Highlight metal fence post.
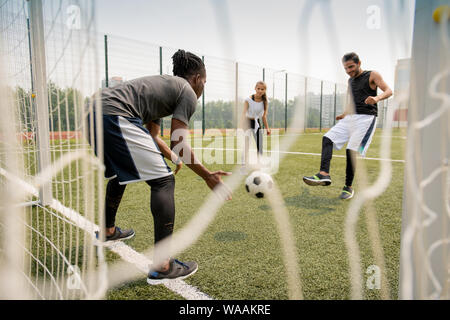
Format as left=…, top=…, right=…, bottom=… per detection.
left=104, top=35, right=109, bottom=88
left=304, top=77, right=308, bottom=132
left=235, top=62, right=239, bottom=131
left=159, top=46, right=164, bottom=136
left=285, top=73, right=288, bottom=132
left=333, top=83, right=337, bottom=126
left=319, top=80, right=323, bottom=132
left=202, top=55, right=205, bottom=136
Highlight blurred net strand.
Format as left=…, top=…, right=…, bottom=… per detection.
left=353, top=146, right=393, bottom=300
left=0, top=0, right=414, bottom=300
left=95, top=0, right=310, bottom=299
left=0, top=155, right=106, bottom=299
left=99, top=85, right=308, bottom=300
left=1, top=0, right=107, bottom=299
left=1, top=152, right=213, bottom=299
left=401, top=10, right=449, bottom=299
left=343, top=92, right=397, bottom=299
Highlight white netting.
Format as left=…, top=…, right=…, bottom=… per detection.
left=0, top=0, right=106, bottom=299
left=399, top=1, right=449, bottom=299
left=1, top=0, right=447, bottom=301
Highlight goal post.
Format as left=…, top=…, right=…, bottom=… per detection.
left=399, top=0, right=450, bottom=300
left=0, top=0, right=107, bottom=299
left=28, top=0, right=52, bottom=206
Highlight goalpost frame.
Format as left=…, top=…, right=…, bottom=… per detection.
left=27, top=0, right=52, bottom=206
left=399, top=0, right=450, bottom=300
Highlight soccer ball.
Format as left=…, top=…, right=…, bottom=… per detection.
left=245, top=170, right=274, bottom=198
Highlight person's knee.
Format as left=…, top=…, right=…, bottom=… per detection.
left=323, top=136, right=333, bottom=146
left=346, top=148, right=357, bottom=160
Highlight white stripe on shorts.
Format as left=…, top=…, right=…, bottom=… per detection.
left=324, top=114, right=377, bottom=157
left=118, top=116, right=172, bottom=184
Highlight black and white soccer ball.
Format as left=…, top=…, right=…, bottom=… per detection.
left=245, top=170, right=274, bottom=199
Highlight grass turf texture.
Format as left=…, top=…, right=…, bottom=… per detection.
left=105, top=129, right=405, bottom=300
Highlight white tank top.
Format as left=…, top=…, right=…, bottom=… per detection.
left=245, top=96, right=265, bottom=120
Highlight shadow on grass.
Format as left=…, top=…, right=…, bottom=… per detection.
left=214, top=231, right=248, bottom=242
left=259, top=188, right=340, bottom=216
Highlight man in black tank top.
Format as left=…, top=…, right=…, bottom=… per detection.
left=348, top=70, right=378, bottom=116
left=303, top=52, right=392, bottom=200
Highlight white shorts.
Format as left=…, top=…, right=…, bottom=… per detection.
left=101, top=115, right=173, bottom=184
left=324, top=114, right=377, bottom=157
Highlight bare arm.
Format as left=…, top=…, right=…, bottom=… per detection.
left=170, top=118, right=232, bottom=199
left=262, top=101, right=271, bottom=135
left=365, top=71, right=393, bottom=105
left=146, top=121, right=182, bottom=174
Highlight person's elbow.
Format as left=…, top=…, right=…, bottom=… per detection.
left=386, top=88, right=393, bottom=98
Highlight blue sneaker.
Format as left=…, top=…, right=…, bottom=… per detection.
left=95, top=226, right=135, bottom=242
left=147, top=259, right=198, bottom=285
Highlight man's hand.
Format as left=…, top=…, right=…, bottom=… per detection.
left=204, top=170, right=232, bottom=200
left=266, top=128, right=271, bottom=135
left=364, top=96, right=379, bottom=105
left=174, top=161, right=183, bottom=175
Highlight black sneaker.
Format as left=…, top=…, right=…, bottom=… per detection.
left=339, top=186, right=354, bottom=200
left=303, top=173, right=332, bottom=186
left=95, top=226, right=135, bottom=242
left=147, top=259, right=198, bottom=285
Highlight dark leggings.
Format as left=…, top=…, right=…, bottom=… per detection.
left=345, top=149, right=357, bottom=187
left=319, top=136, right=357, bottom=186
left=320, top=136, right=334, bottom=173
left=105, top=174, right=175, bottom=243
left=249, top=119, right=263, bottom=155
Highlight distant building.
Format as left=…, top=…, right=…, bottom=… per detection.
left=393, top=58, right=410, bottom=127
left=102, top=76, right=124, bottom=88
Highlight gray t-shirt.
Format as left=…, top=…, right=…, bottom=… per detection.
left=101, top=75, right=198, bottom=125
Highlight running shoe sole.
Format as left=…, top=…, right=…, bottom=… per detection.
left=340, top=190, right=354, bottom=200
left=94, top=229, right=135, bottom=246
left=303, top=176, right=332, bottom=186
left=105, top=231, right=135, bottom=243
left=146, top=265, right=199, bottom=285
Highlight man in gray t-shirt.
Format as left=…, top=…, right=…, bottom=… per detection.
left=89, top=50, right=232, bottom=285
left=101, top=74, right=198, bottom=126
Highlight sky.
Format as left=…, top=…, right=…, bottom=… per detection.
left=95, top=0, right=416, bottom=88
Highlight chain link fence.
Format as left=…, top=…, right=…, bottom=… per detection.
left=101, top=34, right=390, bottom=135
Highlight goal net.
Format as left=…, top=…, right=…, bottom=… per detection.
left=0, top=0, right=106, bottom=299
left=0, top=0, right=447, bottom=301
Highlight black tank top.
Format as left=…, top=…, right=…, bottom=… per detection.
left=349, top=70, right=378, bottom=116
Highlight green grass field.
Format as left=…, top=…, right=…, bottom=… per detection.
left=104, top=129, right=406, bottom=300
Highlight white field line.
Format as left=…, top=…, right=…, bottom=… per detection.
left=192, top=147, right=406, bottom=163
left=187, top=133, right=407, bottom=139
left=0, top=167, right=213, bottom=300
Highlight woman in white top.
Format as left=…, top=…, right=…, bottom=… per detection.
left=240, top=81, right=271, bottom=166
